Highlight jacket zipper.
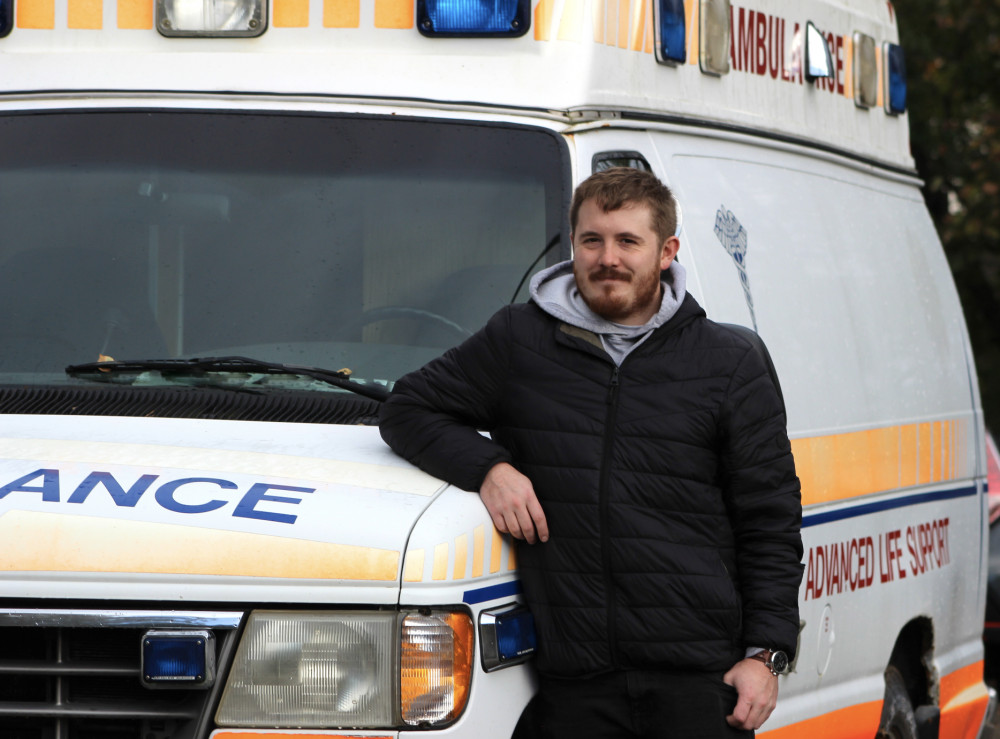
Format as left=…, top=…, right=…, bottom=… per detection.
left=601, top=364, right=621, bottom=666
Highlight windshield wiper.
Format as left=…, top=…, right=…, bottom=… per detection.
left=65, top=356, right=389, bottom=402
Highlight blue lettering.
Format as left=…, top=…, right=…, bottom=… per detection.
left=234, top=483, right=313, bottom=524
left=0, top=469, right=60, bottom=502
left=68, top=471, right=159, bottom=506
left=155, top=477, right=236, bottom=514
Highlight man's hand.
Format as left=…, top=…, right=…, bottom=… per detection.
left=480, top=462, right=549, bottom=544
left=723, top=658, right=779, bottom=731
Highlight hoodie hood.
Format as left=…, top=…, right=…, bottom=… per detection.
left=529, top=259, right=688, bottom=363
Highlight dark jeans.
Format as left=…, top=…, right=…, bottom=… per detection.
left=512, top=670, right=755, bottom=739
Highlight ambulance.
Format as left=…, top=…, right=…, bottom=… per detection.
left=0, top=0, right=991, bottom=736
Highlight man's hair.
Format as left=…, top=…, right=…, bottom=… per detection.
left=570, top=167, right=677, bottom=244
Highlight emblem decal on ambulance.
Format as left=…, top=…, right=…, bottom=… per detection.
left=713, top=205, right=757, bottom=332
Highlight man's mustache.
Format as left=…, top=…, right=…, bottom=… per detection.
left=589, top=267, right=632, bottom=282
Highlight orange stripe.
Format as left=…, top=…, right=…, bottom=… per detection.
left=791, top=420, right=971, bottom=507
left=68, top=0, right=102, bottom=28
left=591, top=0, right=604, bottom=43
left=534, top=0, right=553, bottom=41
left=0, top=510, right=399, bottom=580
left=374, top=0, right=411, bottom=28
left=273, top=0, right=309, bottom=27
left=118, top=0, right=151, bottom=28
left=490, top=526, right=503, bottom=573
left=940, top=661, right=989, bottom=739
left=323, top=0, right=358, bottom=26
left=616, top=0, right=628, bottom=48
left=17, top=0, right=55, bottom=28
left=918, top=422, right=932, bottom=484
left=759, top=700, right=881, bottom=739
left=557, top=0, right=584, bottom=42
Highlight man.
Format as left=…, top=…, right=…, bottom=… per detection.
left=380, top=167, right=803, bottom=737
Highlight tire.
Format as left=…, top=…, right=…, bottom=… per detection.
left=876, top=665, right=919, bottom=739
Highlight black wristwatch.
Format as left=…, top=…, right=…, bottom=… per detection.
left=749, top=649, right=789, bottom=676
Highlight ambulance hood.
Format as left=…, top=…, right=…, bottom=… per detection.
left=0, top=415, right=447, bottom=604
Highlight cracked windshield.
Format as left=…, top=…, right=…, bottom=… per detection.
left=0, top=111, right=566, bottom=390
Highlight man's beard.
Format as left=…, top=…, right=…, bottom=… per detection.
left=577, top=264, right=662, bottom=323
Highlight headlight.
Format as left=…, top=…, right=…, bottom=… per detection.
left=215, top=609, right=473, bottom=729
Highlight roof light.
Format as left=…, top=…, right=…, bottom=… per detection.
left=141, top=630, right=216, bottom=688
left=699, top=0, right=730, bottom=76
left=417, top=0, right=529, bottom=36
left=804, top=21, right=833, bottom=81
left=479, top=604, right=537, bottom=671
left=884, top=42, right=907, bottom=114
left=853, top=32, right=878, bottom=108
left=156, top=0, right=265, bottom=36
left=654, top=0, right=686, bottom=65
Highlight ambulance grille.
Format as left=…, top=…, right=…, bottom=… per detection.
left=0, top=610, right=242, bottom=739
left=0, top=385, right=380, bottom=425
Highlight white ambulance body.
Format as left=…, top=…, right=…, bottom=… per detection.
left=0, top=0, right=991, bottom=737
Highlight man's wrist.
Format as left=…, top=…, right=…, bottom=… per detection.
left=747, top=649, right=789, bottom=676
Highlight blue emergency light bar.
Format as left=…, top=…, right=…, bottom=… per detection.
left=654, top=0, right=686, bottom=65
left=417, top=0, right=529, bottom=36
left=885, top=42, right=907, bottom=114
left=141, top=630, right=216, bottom=688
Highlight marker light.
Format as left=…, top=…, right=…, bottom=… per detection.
left=141, top=630, right=215, bottom=688
left=853, top=32, right=878, bottom=108
left=156, top=0, right=265, bottom=36
left=400, top=611, right=473, bottom=725
left=417, top=0, right=529, bottom=36
left=699, top=0, right=730, bottom=76
left=654, top=0, right=686, bottom=65
left=479, top=604, right=537, bottom=671
left=804, top=21, right=834, bottom=81
left=884, top=42, right=907, bottom=114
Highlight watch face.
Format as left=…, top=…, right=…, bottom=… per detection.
left=771, top=651, right=789, bottom=674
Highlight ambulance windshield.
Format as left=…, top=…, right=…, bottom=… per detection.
left=0, top=111, right=567, bottom=393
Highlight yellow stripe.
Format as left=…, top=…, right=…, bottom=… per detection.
left=402, top=548, right=424, bottom=582
left=556, top=0, right=583, bottom=42
left=324, top=0, right=359, bottom=27
left=627, top=0, right=644, bottom=52
left=453, top=533, right=468, bottom=580
left=68, top=0, right=102, bottom=28
left=0, top=510, right=398, bottom=580
left=18, top=0, right=55, bottom=28
left=373, top=0, right=411, bottom=29
left=591, top=0, right=605, bottom=44
left=273, top=0, right=309, bottom=27
left=534, top=0, right=552, bottom=41
left=432, top=542, right=449, bottom=580
left=472, top=524, right=485, bottom=577
left=615, top=0, right=628, bottom=49
left=118, top=0, right=152, bottom=28
left=793, top=420, right=967, bottom=507
left=490, top=527, right=503, bottom=573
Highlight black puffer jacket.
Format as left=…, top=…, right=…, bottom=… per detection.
left=380, top=293, right=803, bottom=677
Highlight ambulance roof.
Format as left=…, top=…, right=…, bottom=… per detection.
left=0, top=0, right=912, bottom=170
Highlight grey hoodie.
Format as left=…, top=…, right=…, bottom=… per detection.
left=529, top=259, right=688, bottom=366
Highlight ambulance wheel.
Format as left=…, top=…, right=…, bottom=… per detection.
left=342, top=306, right=472, bottom=341
left=876, top=666, right=918, bottom=739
